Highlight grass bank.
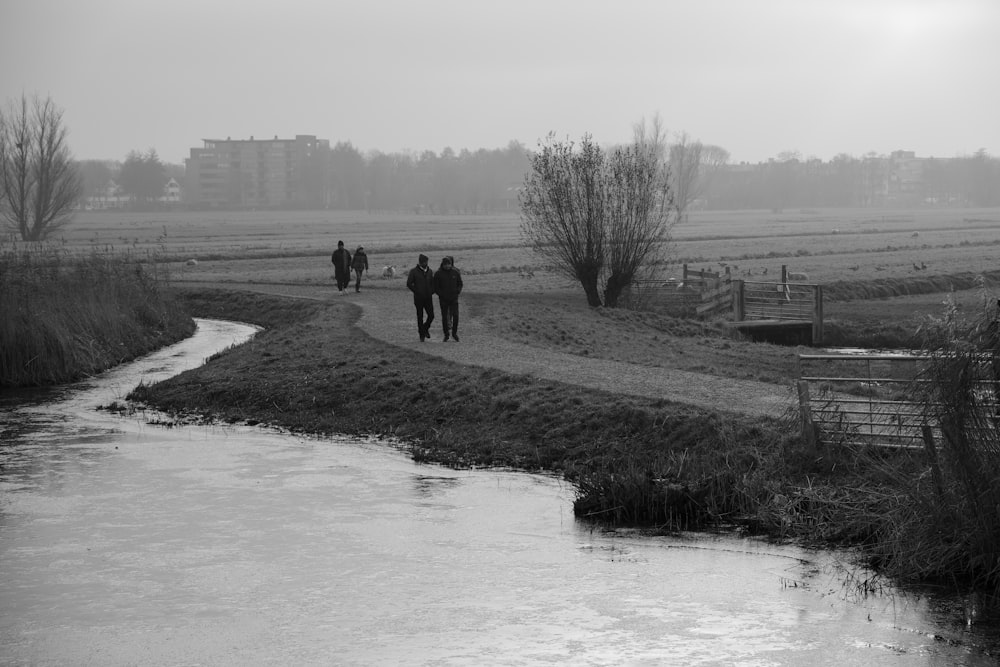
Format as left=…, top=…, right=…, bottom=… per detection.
left=0, top=247, right=194, bottom=387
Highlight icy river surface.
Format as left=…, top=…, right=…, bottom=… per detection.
left=1, top=319, right=997, bottom=665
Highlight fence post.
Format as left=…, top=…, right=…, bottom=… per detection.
left=812, top=285, right=824, bottom=345
left=732, top=279, right=745, bottom=320
left=797, top=380, right=820, bottom=453
left=683, top=264, right=688, bottom=283
left=921, top=424, right=945, bottom=500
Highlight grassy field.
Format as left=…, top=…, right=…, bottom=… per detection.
left=26, top=206, right=999, bottom=292
left=9, top=205, right=1000, bottom=387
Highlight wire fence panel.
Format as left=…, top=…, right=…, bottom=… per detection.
left=798, top=352, right=1000, bottom=448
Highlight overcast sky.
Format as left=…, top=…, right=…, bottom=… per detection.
left=2, top=0, right=997, bottom=165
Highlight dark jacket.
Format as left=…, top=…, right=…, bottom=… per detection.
left=352, top=249, right=368, bottom=271
left=406, top=255, right=435, bottom=300
left=433, top=256, right=463, bottom=301
left=331, top=247, right=351, bottom=278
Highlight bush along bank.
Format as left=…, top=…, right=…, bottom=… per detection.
left=0, top=248, right=194, bottom=387
left=130, top=287, right=997, bottom=596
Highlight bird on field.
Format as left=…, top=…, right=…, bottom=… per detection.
left=913, top=262, right=921, bottom=271
left=849, top=265, right=859, bottom=271
left=921, top=261, right=927, bottom=270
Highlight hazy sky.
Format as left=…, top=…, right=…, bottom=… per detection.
left=2, top=0, right=997, bottom=165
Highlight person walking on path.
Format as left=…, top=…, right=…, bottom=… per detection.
left=406, top=253, right=435, bottom=342
left=433, top=255, right=463, bottom=341
left=351, top=246, right=369, bottom=293
left=331, top=241, right=352, bottom=292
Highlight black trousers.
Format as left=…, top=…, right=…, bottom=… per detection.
left=440, top=298, right=459, bottom=335
left=414, top=296, right=434, bottom=335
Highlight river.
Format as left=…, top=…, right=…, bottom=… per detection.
left=0, top=319, right=997, bottom=665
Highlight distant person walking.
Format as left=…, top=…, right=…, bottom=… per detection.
left=331, top=241, right=352, bottom=292
left=433, top=255, right=463, bottom=342
left=406, top=253, right=435, bottom=342
left=352, top=246, right=369, bottom=293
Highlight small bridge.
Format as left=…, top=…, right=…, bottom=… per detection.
left=633, top=265, right=824, bottom=345
left=728, top=275, right=823, bottom=345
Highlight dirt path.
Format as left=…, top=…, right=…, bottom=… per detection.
left=214, top=280, right=797, bottom=420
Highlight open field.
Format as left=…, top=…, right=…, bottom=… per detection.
left=16, top=207, right=1000, bottom=294
left=10, top=206, right=1000, bottom=364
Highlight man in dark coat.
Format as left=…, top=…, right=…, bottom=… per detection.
left=331, top=241, right=352, bottom=292
left=406, top=254, right=435, bottom=342
left=432, top=256, right=463, bottom=342
left=351, top=246, right=368, bottom=293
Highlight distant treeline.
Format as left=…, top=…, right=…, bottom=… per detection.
left=324, top=144, right=1000, bottom=214
left=77, top=143, right=1000, bottom=214
left=706, top=150, right=1000, bottom=211
left=326, top=141, right=531, bottom=214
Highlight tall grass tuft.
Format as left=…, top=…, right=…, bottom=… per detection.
left=871, top=288, right=1000, bottom=593
left=0, top=244, right=194, bottom=387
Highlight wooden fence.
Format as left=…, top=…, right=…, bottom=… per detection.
left=735, top=279, right=824, bottom=344
left=630, top=265, right=733, bottom=318
left=629, top=264, right=824, bottom=344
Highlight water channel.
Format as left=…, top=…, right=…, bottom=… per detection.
left=1, top=320, right=998, bottom=665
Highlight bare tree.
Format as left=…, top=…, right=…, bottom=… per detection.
left=669, top=133, right=729, bottom=222
left=519, top=123, right=674, bottom=308
left=0, top=94, right=82, bottom=241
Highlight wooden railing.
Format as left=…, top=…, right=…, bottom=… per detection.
left=735, top=280, right=824, bottom=343
left=629, top=264, right=824, bottom=344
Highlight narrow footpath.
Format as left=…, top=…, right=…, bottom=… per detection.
left=231, top=281, right=797, bottom=420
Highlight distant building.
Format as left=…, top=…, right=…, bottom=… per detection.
left=84, top=179, right=127, bottom=210
left=887, top=150, right=925, bottom=204
left=160, top=177, right=181, bottom=204
left=184, top=134, right=330, bottom=209
left=82, top=177, right=183, bottom=210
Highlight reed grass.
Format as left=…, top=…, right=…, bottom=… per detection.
left=0, top=245, right=194, bottom=386
left=859, top=290, right=1000, bottom=593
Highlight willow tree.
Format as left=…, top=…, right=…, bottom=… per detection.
left=519, top=121, right=674, bottom=308
left=0, top=94, right=81, bottom=241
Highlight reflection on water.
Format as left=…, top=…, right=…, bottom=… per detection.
left=1, top=319, right=998, bottom=665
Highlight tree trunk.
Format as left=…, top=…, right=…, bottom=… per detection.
left=577, top=272, right=603, bottom=307
left=603, top=273, right=628, bottom=308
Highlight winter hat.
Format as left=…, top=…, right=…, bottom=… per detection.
left=418, top=253, right=428, bottom=264
left=337, top=240, right=344, bottom=247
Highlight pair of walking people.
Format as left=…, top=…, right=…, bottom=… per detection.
left=406, top=254, right=463, bottom=342
left=331, top=241, right=368, bottom=293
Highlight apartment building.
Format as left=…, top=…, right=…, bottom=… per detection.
left=184, top=134, right=330, bottom=208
